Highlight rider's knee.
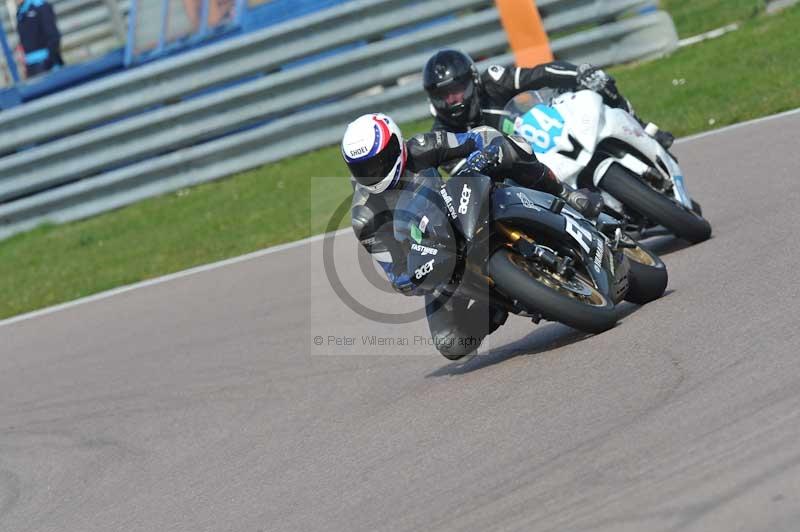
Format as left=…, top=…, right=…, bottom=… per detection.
left=430, top=329, right=485, bottom=358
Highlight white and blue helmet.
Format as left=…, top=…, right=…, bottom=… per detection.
left=342, top=113, right=407, bottom=194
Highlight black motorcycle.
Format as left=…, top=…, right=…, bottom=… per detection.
left=396, top=172, right=668, bottom=359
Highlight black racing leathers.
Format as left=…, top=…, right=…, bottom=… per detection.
left=350, top=131, right=556, bottom=358
left=431, top=61, right=635, bottom=133
left=351, top=130, right=475, bottom=294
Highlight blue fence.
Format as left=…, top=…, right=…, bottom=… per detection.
left=125, top=0, right=364, bottom=66
left=242, top=0, right=353, bottom=31
left=1, top=0, right=363, bottom=109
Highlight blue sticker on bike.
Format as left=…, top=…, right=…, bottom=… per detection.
left=515, top=105, right=565, bottom=154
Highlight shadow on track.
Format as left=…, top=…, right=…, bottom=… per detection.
left=426, top=300, right=651, bottom=377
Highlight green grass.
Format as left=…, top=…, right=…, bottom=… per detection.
left=662, top=0, right=765, bottom=38
left=0, top=119, right=432, bottom=318
left=1, top=5, right=799, bottom=320
left=611, top=4, right=800, bottom=134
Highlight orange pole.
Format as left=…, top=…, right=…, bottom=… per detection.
left=495, top=0, right=553, bottom=67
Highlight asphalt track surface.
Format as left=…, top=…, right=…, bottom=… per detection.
left=2, top=111, right=800, bottom=532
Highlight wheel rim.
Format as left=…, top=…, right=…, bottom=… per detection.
left=507, top=253, right=609, bottom=308
left=623, top=245, right=657, bottom=267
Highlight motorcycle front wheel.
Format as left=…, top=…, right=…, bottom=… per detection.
left=487, top=248, right=618, bottom=334
left=600, top=163, right=712, bottom=244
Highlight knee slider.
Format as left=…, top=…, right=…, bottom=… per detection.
left=431, top=328, right=484, bottom=357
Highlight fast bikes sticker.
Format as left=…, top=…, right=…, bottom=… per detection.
left=440, top=187, right=458, bottom=220
left=411, top=243, right=438, bottom=256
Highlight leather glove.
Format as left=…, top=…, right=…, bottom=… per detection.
left=391, top=273, right=420, bottom=296
left=457, top=137, right=504, bottom=177
left=455, top=131, right=485, bottom=152
left=564, top=188, right=605, bottom=219
left=576, top=64, right=619, bottom=101
left=378, top=261, right=421, bottom=296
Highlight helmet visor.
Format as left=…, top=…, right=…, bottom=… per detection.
left=428, top=77, right=476, bottom=112
left=347, top=133, right=402, bottom=186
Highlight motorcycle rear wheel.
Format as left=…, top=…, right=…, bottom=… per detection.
left=622, top=244, right=668, bottom=304
left=487, top=248, right=618, bottom=334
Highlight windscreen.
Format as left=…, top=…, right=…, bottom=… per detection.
left=392, top=173, right=454, bottom=249
left=500, top=89, right=556, bottom=134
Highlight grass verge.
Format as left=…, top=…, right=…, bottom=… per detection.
left=663, top=0, right=765, bottom=38
left=1, top=5, right=799, bottom=320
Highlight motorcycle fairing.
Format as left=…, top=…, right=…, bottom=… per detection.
left=512, top=90, right=696, bottom=210
left=442, top=175, right=493, bottom=243
left=596, top=106, right=694, bottom=209
left=492, top=186, right=616, bottom=299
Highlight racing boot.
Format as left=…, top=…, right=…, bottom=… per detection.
left=488, top=305, right=509, bottom=335
left=425, top=294, right=508, bottom=360
left=562, top=188, right=605, bottom=219
left=644, top=122, right=675, bottom=150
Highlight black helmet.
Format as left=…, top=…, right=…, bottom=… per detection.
left=423, top=49, right=481, bottom=129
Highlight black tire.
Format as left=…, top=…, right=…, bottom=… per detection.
left=487, top=248, right=618, bottom=334
left=622, top=246, right=668, bottom=304
left=601, top=164, right=711, bottom=244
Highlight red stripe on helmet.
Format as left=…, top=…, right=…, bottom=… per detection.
left=373, top=115, right=392, bottom=151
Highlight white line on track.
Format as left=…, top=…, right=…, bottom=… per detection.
left=678, top=23, right=740, bottom=48
left=2, top=107, right=799, bottom=328
left=676, top=107, right=800, bottom=144
left=0, top=228, right=350, bottom=328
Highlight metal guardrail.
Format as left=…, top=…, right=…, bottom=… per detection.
left=0, top=0, right=678, bottom=240
left=0, top=1, right=667, bottom=201
left=0, top=0, right=488, bottom=152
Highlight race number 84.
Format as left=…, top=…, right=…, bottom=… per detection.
left=517, top=107, right=564, bottom=153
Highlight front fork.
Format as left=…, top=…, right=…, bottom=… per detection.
left=495, top=223, right=576, bottom=280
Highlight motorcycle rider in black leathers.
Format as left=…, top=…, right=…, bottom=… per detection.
left=342, top=113, right=604, bottom=359
left=423, top=49, right=675, bottom=150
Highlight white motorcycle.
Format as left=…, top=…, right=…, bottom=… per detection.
left=501, top=89, right=711, bottom=243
